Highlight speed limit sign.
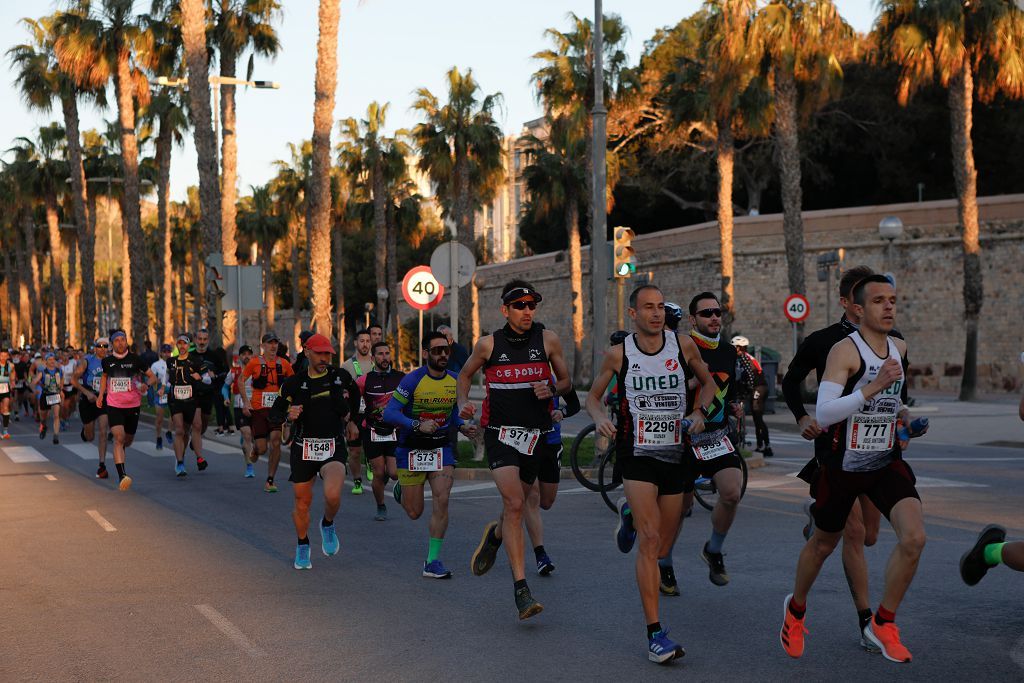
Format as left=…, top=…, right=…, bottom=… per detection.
left=784, top=294, right=810, bottom=323
left=402, top=266, right=444, bottom=311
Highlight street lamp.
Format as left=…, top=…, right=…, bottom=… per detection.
left=878, top=215, right=903, bottom=276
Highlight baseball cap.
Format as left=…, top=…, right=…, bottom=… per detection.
left=110, top=329, right=127, bottom=341
left=261, top=332, right=279, bottom=343
left=238, top=344, right=253, bottom=355
left=299, top=330, right=314, bottom=344
left=160, top=343, right=173, bottom=352
left=501, top=285, right=543, bottom=305
left=303, top=333, right=335, bottom=354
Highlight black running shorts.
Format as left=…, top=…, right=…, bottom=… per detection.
left=810, top=459, right=919, bottom=534
left=106, top=405, right=141, bottom=435
left=288, top=440, right=347, bottom=484
left=619, top=454, right=687, bottom=496
left=485, top=428, right=547, bottom=485
left=681, top=449, right=744, bottom=493
left=79, top=398, right=105, bottom=424
left=535, top=441, right=562, bottom=485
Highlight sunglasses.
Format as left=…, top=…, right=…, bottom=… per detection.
left=96, top=344, right=109, bottom=349
left=509, top=301, right=538, bottom=311
left=696, top=308, right=723, bottom=319
left=428, top=346, right=451, bottom=356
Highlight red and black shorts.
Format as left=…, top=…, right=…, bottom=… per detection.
left=810, top=459, right=919, bottom=534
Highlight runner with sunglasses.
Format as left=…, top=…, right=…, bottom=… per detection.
left=458, top=280, right=572, bottom=620
left=73, top=338, right=110, bottom=477
left=0, top=349, right=15, bottom=438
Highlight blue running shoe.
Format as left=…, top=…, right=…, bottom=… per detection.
left=156, top=436, right=163, bottom=450
left=244, top=463, right=255, bottom=478
left=294, top=543, right=312, bottom=570
left=616, top=497, right=636, bottom=553
left=175, top=462, right=187, bottom=477
left=165, top=430, right=173, bottom=444
left=536, top=552, right=556, bottom=576
left=320, top=520, right=339, bottom=557
left=649, top=629, right=685, bottom=664
left=392, top=481, right=402, bottom=504
left=422, top=560, right=452, bottom=579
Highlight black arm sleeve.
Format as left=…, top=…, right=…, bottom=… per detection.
left=269, top=376, right=294, bottom=425
left=901, top=354, right=910, bottom=404
left=561, top=389, right=581, bottom=418
left=782, top=337, right=818, bottom=422
left=338, top=368, right=359, bottom=419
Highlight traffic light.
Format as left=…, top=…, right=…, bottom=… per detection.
left=613, top=227, right=637, bottom=278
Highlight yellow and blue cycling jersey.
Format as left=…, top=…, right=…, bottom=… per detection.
left=382, top=366, right=463, bottom=468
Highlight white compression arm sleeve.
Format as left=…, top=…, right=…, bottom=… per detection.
left=815, top=381, right=865, bottom=428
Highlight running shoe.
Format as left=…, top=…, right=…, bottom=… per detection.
left=320, top=519, right=339, bottom=557
left=165, top=430, right=173, bottom=443
left=659, top=565, right=680, bottom=596
left=365, top=466, right=373, bottom=482
left=96, top=464, right=108, bottom=479
left=780, top=594, right=809, bottom=658
left=244, top=463, right=255, bottom=478
left=422, top=560, right=452, bottom=579
left=264, top=479, right=278, bottom=493
left=294, top=544, right=312, bottom=570
left=471, top=521, right=502, bottom=576
left=52, top=435, right=59, bottom=445
left=860, top=625, right=882, bottom=654
left=763, top=446, right=774, bottom=458
left=1, top=430, right=8, bottom=439
left=118, top=475, right=133, bottom=492
left=392, top=481, right=402, bottom=504
left=374, top=504, right=387, bottom=521
left=615, top=497, right=637, bottom=553
left=536, top=552, right=556, bottom=576
left=863, top=620, right=912, bottom=663
left=648, top=629, right=685, bottom=664
left=156, top=436, right=163, bottom=450
left=39, top=424, right=46, bottom=439
left=175, top=462, right=187, bottom=477
left=514, top=584, right=543, bottom=620
left=352, top=478, right=363, bottom=495
left=196, top=456, right=208, bottom=472
left=960, top=524, right=1007, bottom=586
left=802, top=499, right=815, bottom=541
left=701, top=542, right=729, bottom=586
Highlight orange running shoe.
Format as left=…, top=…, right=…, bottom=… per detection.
left=780, top=594, right=809, bottom=658
left=864, top=620, right=912, bottom=663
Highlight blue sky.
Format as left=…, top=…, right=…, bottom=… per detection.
left=1, top=1, right=877, bottom=202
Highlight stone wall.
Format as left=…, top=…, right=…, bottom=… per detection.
left=470, top=195, right=1024, bottom=393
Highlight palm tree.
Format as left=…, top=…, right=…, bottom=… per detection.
left=3, top=155, right=43, bottom=343
left=270, top=141, right=312, bottom=344
left=0, top=173, right=23, bottom=343
left=411, top=68, right=505, bottom=343
left=382, top=136, right=415, bottom=347
left=237, top=183, right=288, bottom=332
left=876, top=0, right=1024, bottom=400
left=755, top=0, right=851, bottom=308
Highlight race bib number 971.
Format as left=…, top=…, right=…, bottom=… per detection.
left=408, top=448, right=443, bottom=471
left=498, top=426, right=540, bottom=455
left=302, top=438, right=336, bottom=461
left=636, top=412, right=682, bottom=447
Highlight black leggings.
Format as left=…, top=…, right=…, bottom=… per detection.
left=751, top=384, right=770, bottom=447
left=214, top=397, right=231, bottom=429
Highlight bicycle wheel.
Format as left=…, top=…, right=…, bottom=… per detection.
left=597, top=448, right=622, bottom=513
left=569, top=423, right=602, bottom=491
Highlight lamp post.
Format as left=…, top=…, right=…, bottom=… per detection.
left=878, top=215, right=904, bottom=280
left=590, top=0, right=608, bottom=383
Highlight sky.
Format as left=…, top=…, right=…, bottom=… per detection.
left=0, top=0, right=877, bottom=202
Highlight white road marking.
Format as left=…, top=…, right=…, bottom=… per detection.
left=129, top=441, right=170, bottom=458
left=194, top=604, right=264, bottom=657
left=86, top=509, right=117, bottom=532
left=44, top=474, right=57, bottom=481
left=197, top=439, right=240, bottom=455
left=1, top=446, right=48, bottom=463
left=65, top=443, right=99, bottom=460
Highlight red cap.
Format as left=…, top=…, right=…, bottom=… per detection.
left=303, top=333, right=335, bottom=354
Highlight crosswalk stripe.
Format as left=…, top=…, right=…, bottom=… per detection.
left=197, top=439, right=239, bottom=455
left=65, top=443, right=99, bottom=460
left=1, top=445, right=48, bottom=463
left=129, top=441, right=170, bottom=458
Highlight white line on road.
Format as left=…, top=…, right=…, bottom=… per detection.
left=44, top=474, right=57, bottom=481
left=65, top=443, right=99, bottom=460
left=194, top=604, right=264, bottom=658
left=1, top=445, right=48, bottom=463
left=86, top=509, right=117, bottom=532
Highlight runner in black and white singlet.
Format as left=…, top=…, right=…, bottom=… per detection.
left=780, top=275, right=927, bottom=665
left=0, top=348, right=15, bottom=439
left=458, top=280, right=571, bottom=620
left=586, top=284, right=715, bottom=664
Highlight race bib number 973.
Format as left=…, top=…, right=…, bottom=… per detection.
left=302, top=438, right=336, bottom=461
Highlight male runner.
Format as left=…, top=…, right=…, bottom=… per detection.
left=194, top=329, right=229, bottom=438
left=358, top=340, right=405, bottom=520
left=732, top=336, right=771, bottom=457
left=151, top=344, right=170, bottom=450
left=73, top=338, right=110, bottom=477
left=384, top=331, right=476, bottom=578
left=97, top=330, right=160, bottom=491
left=14, top=349, right=32, bottom=420
left=0, top=349, right=16, bottom=438
left=587, top=284, right=714, bottom=662
left=34, top=353, right=64, bottom=443
left=230, top=345, right=256, bottom=477
left=658, top=292, right=745, bottom=592
left=241, top=333, right=294, bottom=492
left=60, top=348, right=78, bottom=432
left=292, top=330, right=313, bottom=375
left=368, top=324, right=384, bottom=346
left=780, top=275, right=926, bottom=663
left=458, top=280, right=571, bottom=619
left=341, top=328, right=375, bottom=496
left=268, top=333, right=357, bottom=570
left=961, top=525, right=1024, bottom=584
left=167, top=334, right=209, bottom=476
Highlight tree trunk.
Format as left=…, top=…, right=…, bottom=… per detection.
left=372, top=165, right=388, bottom=328
left=3, top=249, right=18, bottom=344
left=62, top=93, right=94, bottom=343
left=191, top=244, right=202, bottom=333
left=181, top=0, right=223, bottom=343
left=308, top=0, right=341, bottom=338
left=263, top=241, right=275, bottom=328
left=66, top=229, right=80, bottom=347
left=332, top=221, right=345, bottom=352
left=290, top=221, right=302, bottom=349
left=716, top=121, right=736, bottom=337
left=85, top=192, right=99, bottom=337
left=949, top=63, right=982, bottom=401
left=219, top=45, right=239, bottom=349
left=453, top=151, right=473, bottom=345
left=119, top=194, right=133, bottom=335
left=774, top=69, right=807, bottom=340
left=44, top=193, right=67, bottom=345
left=386, top=202, right=399, bottom=358
left=156, top=117, right=174, bottom=343
left=178, top=262, right=187, bottom=333
left=21, top=214, right=42, bottom=343
left=565, top=185, right=585, bottom=386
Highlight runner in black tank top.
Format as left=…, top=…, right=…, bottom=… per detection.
left=457, top=280, right=571, bottom=621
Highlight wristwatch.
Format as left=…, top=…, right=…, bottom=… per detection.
left=411, top=420, right=421, bottom=432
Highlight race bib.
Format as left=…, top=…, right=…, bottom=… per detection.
left=636, top=412, right=682, bottom=447
left=261, top=391, right=278, bottom=408
left=16, top=381, right=25, bottom=389
left=694, top=436, right=735, bottom=461
left=233, top=394, right=243, bottom=408
left=847, top=414, right=895, bottom=452
left=498, top=426, right=540, bottom=455
left=109, top=377, right=131, bottom=393
left=370, top=428, right=396, bottom=443
left=158, top=393, right=168, bottom=406
left=408, top=448, right=443, bottom=472
left=91, top=376, right=101, bottom=392
left=45, top=393, right=61, bottom=406
left=302, top=438, right=336, bottom=461
left=173, top=385, right=193, bottom=401
left=358, top=397, right=366, bottom=414
left=0, top=383, right=8, bottom=395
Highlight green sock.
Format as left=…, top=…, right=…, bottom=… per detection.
left=984, top=542, right=1005, bottom=566
left=427, top=537, right=444, bottom=563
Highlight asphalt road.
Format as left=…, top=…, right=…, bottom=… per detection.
left=1, top=413, right=1022, bottom=681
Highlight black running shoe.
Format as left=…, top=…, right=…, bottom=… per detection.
left=701, top=542, right=730, bottom=586
left=659, top=565, right=680, bottom=596
left=196, top=456, right=208, bottom=472
left=514, top=584, right=543, bottom=620
left=763, top=446, right=774, bottom=458
left=960, top=524, right=1007, bottom=586
left=96, top=464, right=109, bottom=479
left=471, top=521, right=502, bottom=576
left=80, top=428, right=87, bottom=442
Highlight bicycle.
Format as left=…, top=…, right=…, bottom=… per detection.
left=595, top=418, right=695, bottom=513
left=692, top=417, right=750, bottom=511
left=569, top=411, right=617, bottom=492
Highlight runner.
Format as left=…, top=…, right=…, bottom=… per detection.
left=292, top=330, right=313, bottom=375
left=357, top=340, right=405, bottom=521
left=72, top=338, right=110, bottom=478
left=780, top=274, right=926, bottom=663
left=96, top=330, right=160, bottom=491
left=151, top=344, right=171, bottom=450
left=14, top=350, right=30, bottom=421
left=961, top=525, right=1024, bottom=584
left=167, top=334, right=208, bottom=477
left=658, top=292, right=746, bottom=593
left=229, top=345, right=257, bottom=477
left=368, top=324, right=384, bottom=346
left=268, top=333, right=357, bottom=570
left=0, top=349, right=16, bottom=438
left=384, top=331, right=477, bottom=578
left=241, top=333, right=294, bottom=492
left=33, top=353, right=63, bottom=444
left=585, top=284, right=714, bottom=663
left=60, top=348, right=78, bottom=432
left=194, top=329, right=229, bottom=440
left=458, top=280, right=572, bottom=620
left=732, top=336, right=771, bottom=457
left=341, top=329, right=375, bottom=496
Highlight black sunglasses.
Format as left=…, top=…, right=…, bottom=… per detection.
left=696, top=308, right=723, bottom=318
left=509, top=301, right=538, bottom=311
left=96, top=344, right=109, bottom=349
left=428, top=346, right=451, bottom=356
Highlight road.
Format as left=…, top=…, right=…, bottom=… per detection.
left=1, top=412, right=1022, bottom=681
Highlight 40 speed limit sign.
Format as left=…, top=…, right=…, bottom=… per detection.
left=784, top=293, right=810, bottom=323
left=402, top=266, right=445, bottom=311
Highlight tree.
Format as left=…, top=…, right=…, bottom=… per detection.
left=271, top=141, right=312, bottom=341
left=876, top=0, right=1024, bottom=400
left=306, top=0, right=340, bottom=337
left=412, top=68, right=505, bottom=344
